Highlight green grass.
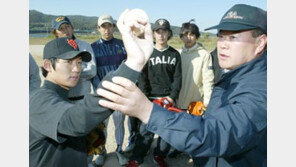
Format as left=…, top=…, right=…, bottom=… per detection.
left=29, top=34, right=217, bottom=52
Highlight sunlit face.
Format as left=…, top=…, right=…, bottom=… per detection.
left=181, top=31, right=197, bottom=49
left=98, top=22, right=114, bottom=41
left=153, top=29, right=170, bottom=45
left=47, top=56, right=82, bottom=89
left=217, top=30, right=260, bottom=70
left=55, top=23, right=74, bottom=38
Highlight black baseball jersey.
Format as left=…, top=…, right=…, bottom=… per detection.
left=29, top=63, right=139, bottom=167
left=138, top=46, right=182, bottom=100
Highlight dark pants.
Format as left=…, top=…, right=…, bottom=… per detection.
left=129, top=117, right=154, bottom=163
left=128, top=117, right=171, bottom=163
left=153, top=137, right=171, bottom=158
left=127, top=116, right=140, bottom=143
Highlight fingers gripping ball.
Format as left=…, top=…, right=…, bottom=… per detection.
left=86, top=123, right=106, bottom=156
left=123, top=9, right=149, bottom=37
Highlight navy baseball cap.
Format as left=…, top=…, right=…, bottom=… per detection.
left=43, top=37, right=91, bottom=62
left=153, top=19, right=171, bottom=31
left=52, top=16, right=72, bottom=30
left=205, top=4, right=267, bottom=34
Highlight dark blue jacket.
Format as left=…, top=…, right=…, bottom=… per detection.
left=147, top=52, right=267, bottom=167
left=91, top=38, right=127, bottom=89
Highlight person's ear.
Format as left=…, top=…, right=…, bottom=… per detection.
left=255, top=34, right=267, bottom=55
left=43, top=59, right=52, bottom=73
left=52, top=30, right=59, bottom=38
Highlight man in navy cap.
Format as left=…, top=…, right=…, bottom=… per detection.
left=97, top=4, right=267, bottom=167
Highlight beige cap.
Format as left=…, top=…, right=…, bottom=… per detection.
left=98, top=15, right=115, bottom=26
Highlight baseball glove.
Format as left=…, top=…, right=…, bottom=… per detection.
left=153, top=97, right=183, bottom=113
left=187, top=101, right=206, bottom=116
left=86, top=123, right=106, bottom=156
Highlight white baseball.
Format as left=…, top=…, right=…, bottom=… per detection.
left=123, top=9, right=149, bottom=37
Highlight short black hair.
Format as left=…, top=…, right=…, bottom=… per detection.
left=251, top=28, right=267, bottom=51
left=251, top=28, right=265, bottom=38
left=179, top=19, right=200, bottom=39
left=41, top=58, right=56, bottom=77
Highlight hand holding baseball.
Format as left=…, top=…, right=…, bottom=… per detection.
left=123, top=9, right=149, bottom=37
left=97, top=77, right=153, bottom=124
left=117, top=9, right=153, bottom=72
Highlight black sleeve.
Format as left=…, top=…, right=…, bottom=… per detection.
left=169, top=52, right=182, bottom=100
left=57, top=63, right=140, bottom=137
left=56, top=94, right=112, bottom=137
left=137, top=63, right=151, bottom=96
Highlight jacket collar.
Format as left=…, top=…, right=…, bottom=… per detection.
left=181, top=42, right=203, bottom=54
left=99, top=37, right=115, bottom=44
left=217, top=51, right=267, bottom=85
left=43, top=80, right=69, bottom=99
left=154, top=45, right=170, bottom=52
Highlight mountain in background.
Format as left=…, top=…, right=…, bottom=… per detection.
left=29, top=10, right=214, bottom=37
left=29, top=10, right=97, bottom=33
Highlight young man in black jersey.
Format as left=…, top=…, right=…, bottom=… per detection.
left=126, top=18, right=182, bottom=167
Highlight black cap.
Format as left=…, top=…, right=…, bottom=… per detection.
left=43, top=37, right=91, bottom=62
left=52, top=16, right=72, bottom=30
left=153, top=19, right=171, bottom=31
left=205, top=4, right=267, bottom=34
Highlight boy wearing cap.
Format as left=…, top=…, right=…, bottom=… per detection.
left=51, top=16, right=96, bottom=104
left=51, top=16, right=98, bottom=165
left=98, top=4, right=267, bottom=167
left=29, top=37, right=109, bottom=167
left=91, top=15, right=128, bottom=166
left=126, top=18, right=182, bottom=167
left=29, top=29, right=149, bottom=166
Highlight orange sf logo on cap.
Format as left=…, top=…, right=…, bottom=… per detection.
left=67, top=39, right=78, bottom=50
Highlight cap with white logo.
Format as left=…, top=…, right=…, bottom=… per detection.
left=153, top=18, right=171, bottom=31
left=205, top=4, right=267, bottom=34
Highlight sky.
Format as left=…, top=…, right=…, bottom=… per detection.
left=29, top=0, right=267, bottom=34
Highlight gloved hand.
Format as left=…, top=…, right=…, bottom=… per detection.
left=86, top=123, right=106, bottom=156
left=187, top=101, right=206, bottom=116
